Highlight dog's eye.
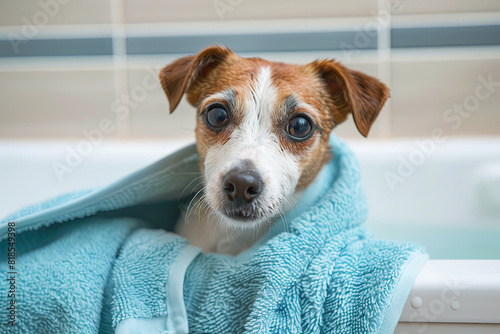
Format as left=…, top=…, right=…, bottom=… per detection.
left=286, top=116, right=313, bottom=140
left=206, top=106, right=229, bottom=129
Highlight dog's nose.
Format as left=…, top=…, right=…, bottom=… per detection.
left=222, top=168, right=262, bottom=203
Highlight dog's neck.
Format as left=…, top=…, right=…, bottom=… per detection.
left=176, top=190, right=305, bottom=255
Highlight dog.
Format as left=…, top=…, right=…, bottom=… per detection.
left=159, top=46, right=389, bottom=255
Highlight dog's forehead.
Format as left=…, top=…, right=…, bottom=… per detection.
left=210, top=58, right=325, bottom=111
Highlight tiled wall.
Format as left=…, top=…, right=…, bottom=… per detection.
left=0, top=0, right=499, bottom=140
left=0, top=0, right=112, bottom=26
left=124, top=0, right=379, bottom=22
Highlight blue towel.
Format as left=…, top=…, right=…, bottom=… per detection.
left=0, top=135, right=427, bottom=333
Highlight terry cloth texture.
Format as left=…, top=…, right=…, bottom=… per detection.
left=0, top=135, right=427, bottom=334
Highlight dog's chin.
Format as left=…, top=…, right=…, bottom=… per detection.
left=221, top=214, right=268, bottom=229
left=225, top=210, right=261, bottom=223
left=216, top=201, right=281, bottom=229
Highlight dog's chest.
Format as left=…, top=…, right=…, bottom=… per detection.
left=175, top=199, right=268, bottom=255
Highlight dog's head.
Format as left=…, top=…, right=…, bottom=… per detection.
left=160, top=46, right=389, bottom=228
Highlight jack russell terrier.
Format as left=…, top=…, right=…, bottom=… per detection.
left=159, top=46, right=389, bottom=255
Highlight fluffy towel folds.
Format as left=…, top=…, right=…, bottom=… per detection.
left=0, top=135, right=427, bottom=333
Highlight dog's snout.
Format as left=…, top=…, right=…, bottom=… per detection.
left=222, top=168, right=262, bottom=203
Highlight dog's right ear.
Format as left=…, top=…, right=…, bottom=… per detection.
left=307, top=59, right=390, bottom=137
left=159, top=45, right=234, bottom=113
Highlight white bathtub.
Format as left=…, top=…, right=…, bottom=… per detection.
left=1, top=138, right=499, bottom=332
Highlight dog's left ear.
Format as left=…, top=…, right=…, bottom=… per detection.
left=308, top=60, right=390, bottom=137
left=159, top=45, right=234, bottom=113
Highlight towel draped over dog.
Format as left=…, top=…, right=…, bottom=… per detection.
left=0, top=135, right=427, bottom=333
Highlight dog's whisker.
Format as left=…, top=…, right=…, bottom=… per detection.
left=178, top=175, right=205, bottom=201
left=225, top=221, right=237, bottom=248
left=283, top=197, right=298, bottom=221
left=192, top=196, right=208, bottom=222
left=177, top=175, right=203, bottom=201
left=290, top=194, right=301, bottom=211
left=211, top=214, right=222, bottom=250
left=277, top=205, right=290, bottom=234
left=184, top=187, right=206, bottom=223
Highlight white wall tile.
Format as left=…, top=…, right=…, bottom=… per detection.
left=0, top=69, right=117, bottom=138
left=0, top=0, right=112, bottom=26
left=390, top=57, right=500, bottom=137
left=127, top=65, right=196, bottom=139
left=125, top=0, right=378, bottom=23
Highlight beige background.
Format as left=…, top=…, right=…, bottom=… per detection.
left=0, top=0, right=499, bottom=140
